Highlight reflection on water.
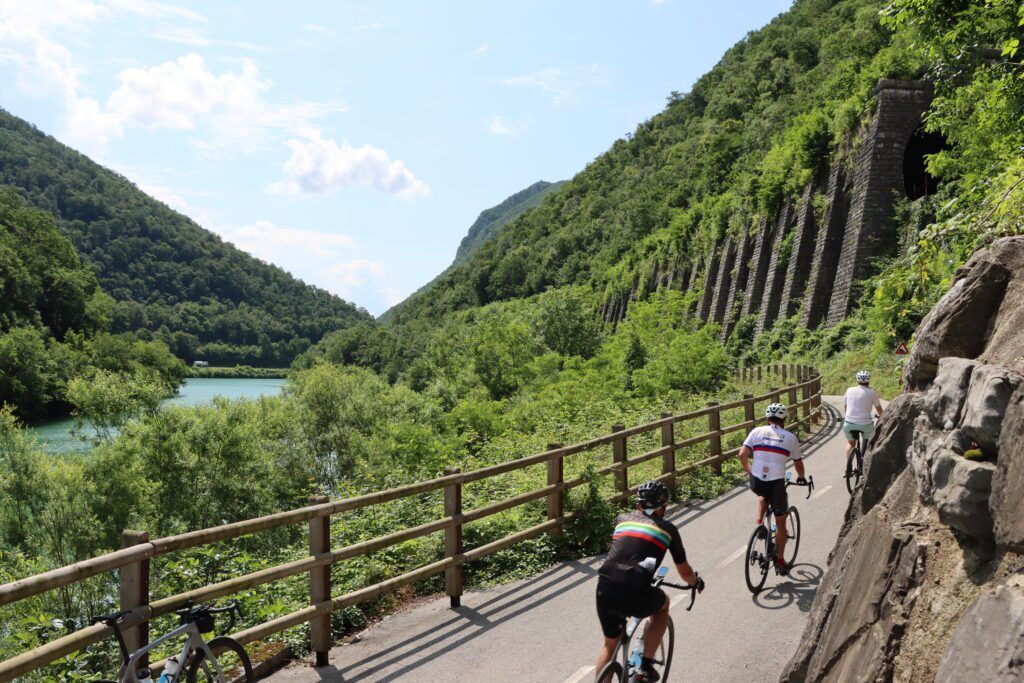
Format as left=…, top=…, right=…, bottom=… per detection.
left=28, top=377, right=286, bottom=454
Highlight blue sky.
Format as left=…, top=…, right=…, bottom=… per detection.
left=0, top=0, right=791, bottom=315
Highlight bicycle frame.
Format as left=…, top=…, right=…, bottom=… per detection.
left=118, top=621, right=225, bottom=683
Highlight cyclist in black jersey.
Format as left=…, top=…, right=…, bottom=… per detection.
left=593, top=481, right=705, bottom=682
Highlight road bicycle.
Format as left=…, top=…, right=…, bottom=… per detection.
left=596, top=567, right=701, bottom=683
left=92, top=601, right=254, bottom=683
left=744, top=474, right=814, bottom=594
left=844, top=418, right=876, bottom=494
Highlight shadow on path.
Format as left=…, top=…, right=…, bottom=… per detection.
left=751, top=563, right=824, bottom=613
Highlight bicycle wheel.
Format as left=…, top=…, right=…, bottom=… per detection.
left=187, top=636, right=254, bottom=682
left=744, top=523, right=770, bottom=594
left=624, top=616, right=674, bottom=682
left=844, top=444, right=860, bottom=494
left=783, top=507, right=801, bottom=566
left=596, top=661, right=624, bottom=683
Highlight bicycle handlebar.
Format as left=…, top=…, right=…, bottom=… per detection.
left=654, top=573, right=702, bottom=611
left=786, top=475, right=815, bottom=499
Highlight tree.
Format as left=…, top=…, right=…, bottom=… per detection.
left=66, top=370, right=165, bottom=443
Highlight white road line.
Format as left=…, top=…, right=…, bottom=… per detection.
left=715, top=545, right=748, bottom=569
left=564, top=665, right=595, bottom=683
left=813, top=485, right=833, bottom=499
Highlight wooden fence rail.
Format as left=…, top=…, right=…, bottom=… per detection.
left=0, top=364, right=822, bottom=680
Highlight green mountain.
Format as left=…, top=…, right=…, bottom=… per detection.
left=0, top=109, right=372, bottom=367
left=381, top=180, right=564, bottom=321
left=453, top=180, right=565, bottom=267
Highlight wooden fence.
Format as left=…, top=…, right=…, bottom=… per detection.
left=0, top=364, right=822, bottom=680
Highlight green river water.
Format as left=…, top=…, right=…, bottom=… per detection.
left=29, top=377, right=286, bottom=454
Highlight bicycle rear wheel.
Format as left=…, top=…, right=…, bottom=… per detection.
left=744, top=524, right=770, bottom=594
left=624, top=616, right=674, bottom=682
left=187, top=636, right=254, bottom=682
left=844, top=444, right=861, bottom=494
left=783, top=507, right=801, bottom=566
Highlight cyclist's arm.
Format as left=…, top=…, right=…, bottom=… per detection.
left=794, top=458, right=806, bottom=479
left=873, top=394, right=884, bottom=418
left=675, top=560, right=699, bottom=586
left=739, top=445, right=753, bottom=476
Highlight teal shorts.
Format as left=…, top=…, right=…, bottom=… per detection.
left=843, top=420, right=874, bottom=442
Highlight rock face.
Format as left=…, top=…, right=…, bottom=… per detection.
left=783, top=236, right=1024, bottom=682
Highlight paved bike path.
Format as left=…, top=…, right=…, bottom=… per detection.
left=266, top=398, right=851, bottom=682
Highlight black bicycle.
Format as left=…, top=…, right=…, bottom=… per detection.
left=596, top=567, right=701, bottom=683
left=744, top=475, right=814, bottom=594
left=844, top=428, right=866, bottom=494
left=92, top=601, right=253, bottom=682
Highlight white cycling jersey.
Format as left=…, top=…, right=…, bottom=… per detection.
left=743, top=424, right=803, bottom=481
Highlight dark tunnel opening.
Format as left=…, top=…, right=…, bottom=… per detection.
left=903, top=128, right=945, bottom=200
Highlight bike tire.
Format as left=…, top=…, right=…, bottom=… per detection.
left=784, top=506, right=801, bottom=566
left=596, top=661, right=624, bottom=683
left=845, top=444, right=859, bottom=494
left=623, top=615, right=674, bottom=683
left=186, top=636, right=254, bottom=683
left=744, top=524, right=769, bottom=594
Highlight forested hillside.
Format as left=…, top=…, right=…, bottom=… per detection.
left=0, top=188, right=184, bottom=420
left=0, top=109, right=371, bottom=366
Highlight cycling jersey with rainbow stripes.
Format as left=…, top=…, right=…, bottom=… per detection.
left=742, top=424, right=803, bottom=481
left=598, top=511, right=686, bottom=582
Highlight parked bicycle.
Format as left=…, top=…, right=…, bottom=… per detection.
left=92, top=601, right=253, bottom=683
left=596, top=566, right=701, bottom=683
left=744, top=474, right=814, bottom=594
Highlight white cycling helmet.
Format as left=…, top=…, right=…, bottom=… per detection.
left=856, top=370, right=871, bottom=384
left=765, top=403, right=787, bottom=420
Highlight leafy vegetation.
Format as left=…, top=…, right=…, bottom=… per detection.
left=0, top=109, right=372, bottom=368
left=0, top=188, right=185, bottom=421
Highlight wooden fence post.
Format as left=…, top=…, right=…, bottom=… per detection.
left=443, top=467, right=463, bottom=608
left=781, top=364, right=788, bottom=384
left=308, top=495, right=331, bottom=667
left=660, top=414, right=676, bottom=496
left=813, top=373, right=822, bottom=424
left=612, top=425, right=628, bottom=499
left=546, top=443, right=564, bottom=534
left=744, top=394, right=755, bottom=428
left=708, top=402, right=722, bottom=475
left=119, top=530, right=150, bottom=666
left=788, top=384, right=799, bottom=420
left=801, top=379, right=811, bottom=427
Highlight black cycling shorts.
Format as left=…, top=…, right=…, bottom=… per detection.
left=595, top=578, right=667, bottom=639
left=749, top=476, right=789, bottom=515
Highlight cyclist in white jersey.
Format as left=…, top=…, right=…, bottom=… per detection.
left=739, top=402, right=806, bottom=575
left=843, top=371, right=883, bottom=461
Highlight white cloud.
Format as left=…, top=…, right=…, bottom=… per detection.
left=353, top=22, right=384, bottom=32
left=486, top=115, right=533, bottom=136
left=212, top=222, right=401, bottom=310
left=502, top=64, right=607, bottom=107
left=0, top=2, right=333, bottom=156
left=474, top=42, right=490, bottom=54
left=269, top=127, right=430, bottom=201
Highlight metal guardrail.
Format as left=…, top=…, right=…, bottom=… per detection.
left=0, top=364, right=822, bottom=680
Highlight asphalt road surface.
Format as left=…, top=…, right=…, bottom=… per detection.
left=267, top=399, right=851, bottom=682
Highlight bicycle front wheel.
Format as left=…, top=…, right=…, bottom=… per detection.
left=596, top=661, right=624, bottom=683
left=624, top=616, right=674, bottom=682
left=745, top=524, right=770, bottom=594
left=187, top=636, right=254, bottom=683
left=784, top=506, right=801, bottom=566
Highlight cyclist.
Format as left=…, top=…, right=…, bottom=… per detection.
left=594, top=481, right=704, bottom=682
left=739, top=403, right=806, bottom=576
left=843, top=370, right=883, bottom=461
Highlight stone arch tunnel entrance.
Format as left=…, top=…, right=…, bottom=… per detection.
left=903, top=128, right=945, bottom=200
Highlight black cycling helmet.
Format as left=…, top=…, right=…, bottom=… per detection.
left=637, top=481, right=670, bottom=509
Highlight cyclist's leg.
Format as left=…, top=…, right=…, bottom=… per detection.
left=770, top=481, right=789, bottom=562
left=842, top=420, right=857, bottom=459
left=595, top=580, right=627, bottom=675
left=749, top=475, right=768, bottom=523
left=639, top=591, right=669, bottom=660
